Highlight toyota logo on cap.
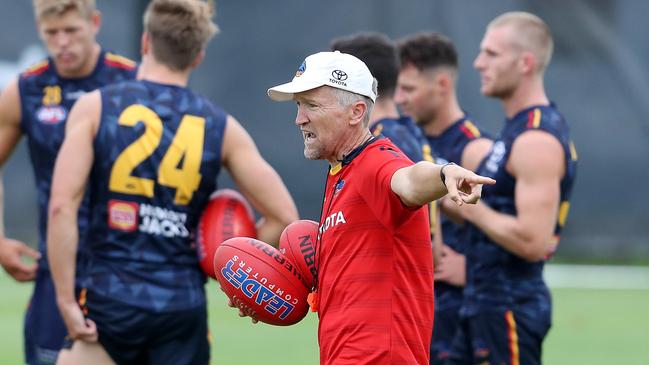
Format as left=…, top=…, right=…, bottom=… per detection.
left=331, top=70, right=348, bottom=81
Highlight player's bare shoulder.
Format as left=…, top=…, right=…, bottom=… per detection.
left=66, top=90, right=102, bottom=133
left=508, top=130, right=565, bottom=178
left=0, top=77, right=22, bottom=126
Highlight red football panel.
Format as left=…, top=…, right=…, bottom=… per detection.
left=214, top=238, right=309, bottom=326
left=279, top=220, right=318, bottom=288
left=197, top=189, right=257, bottom=279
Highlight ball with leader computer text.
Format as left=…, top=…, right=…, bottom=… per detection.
left=279, top=219, right=318, bottom=288
left=197, top=189, right=256, bottom=279
left=213, top=237, right=309, bottom=326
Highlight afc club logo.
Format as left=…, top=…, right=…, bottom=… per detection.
left=295, top=60, right=306, bottom=77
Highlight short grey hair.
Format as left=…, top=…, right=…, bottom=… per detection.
left=329, top=82, right=376, bottom=126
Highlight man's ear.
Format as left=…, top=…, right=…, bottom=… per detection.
left=520, top=51, right=537, bottom=75
left=191, top=50, right=206, bottom=69
left=141, top=32, right=149, bottom=56
left=348, top=101, right=367, bottom=126
left=90, top=10, right=102, bottom=35
left=436, top=72, right=452, bottom=94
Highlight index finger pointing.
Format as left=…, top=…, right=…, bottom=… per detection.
left=465, top=175, right=496, bottom=185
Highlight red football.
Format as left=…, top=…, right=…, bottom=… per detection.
left=213, top=237, right=309, bottom=326
left=279, top=220, right=318, bottom=288
left=197, top=189, right=257, bottom=279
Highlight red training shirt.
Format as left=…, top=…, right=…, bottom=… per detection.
left=316, top=138, right=434, bottom=365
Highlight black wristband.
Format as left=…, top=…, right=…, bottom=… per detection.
left=440, top=162, right=456, bottom=188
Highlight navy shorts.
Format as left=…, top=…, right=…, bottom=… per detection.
left=24, top=269, right=67, bottom=365
left=430, top=308, right=460, bottom=365
left=447, top=310, right=550, bottom=365
left=84, top=289, right=210, bottom=365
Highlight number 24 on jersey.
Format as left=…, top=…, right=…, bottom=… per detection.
left=109, top=104, right=205, bottom=205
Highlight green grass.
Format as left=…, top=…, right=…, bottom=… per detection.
left=544, top=288, right=649, bottom=365
left=1, top=273, right=648, bottom=364
left=0, top=274, right=319, bottom=365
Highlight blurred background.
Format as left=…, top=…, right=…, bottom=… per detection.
left=2, top=0, right=649, bottom=263
left=1, top=1, right=648, bottom=364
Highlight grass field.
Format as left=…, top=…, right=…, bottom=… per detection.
left=1, top=273, right=648, bottom=364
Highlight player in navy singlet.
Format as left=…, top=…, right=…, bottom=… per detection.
left=444, top=12, right=577, bottom=365
left=47, top=1, right=297, bottom=364
left=0, top=1, right=135, bottom=364
left=395, top=32, right=494, bottom=365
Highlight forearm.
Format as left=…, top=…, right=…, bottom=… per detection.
left=234, top=164, right=298, bottom=247
left=464, top=202, right=546, bottom=262
left=393, top=161, right=447, bottom=207
left=47, top=203, right=79, bottom=305
left=256, top=218, right=286, bottom=247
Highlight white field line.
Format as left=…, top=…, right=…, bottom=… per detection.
left=545, top=264, right=649, bottom=290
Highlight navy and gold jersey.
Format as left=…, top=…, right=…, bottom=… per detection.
left=463, top=104, right=577, bottom=319
left=18, top=50, right=137, bottom=270
left=426, top=117, right=492, bottom=311
left=84, top=79, right=227, bottom=312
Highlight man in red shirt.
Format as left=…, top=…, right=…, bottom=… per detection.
left=267, top=51, right=495, bottom=364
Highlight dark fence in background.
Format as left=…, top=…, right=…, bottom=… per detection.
left=2, top=0, right=648, bottom=262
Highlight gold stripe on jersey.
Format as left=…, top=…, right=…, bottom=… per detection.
left=422, top=145, right=434, bottom=163
left=463, top=120, right=481, bottom=137
left=558, top=201, right=570, bottom=227
left=569, top=141, right=578, bottom=161
left=532, top=109, right=542, bottom=128
left=23, top=60, right=49, bottom=76
left=105, top=52, right=137, bottom=68
left=372, top=123, right=383, bottom=136
left=505, top=310, right=520, bottom=365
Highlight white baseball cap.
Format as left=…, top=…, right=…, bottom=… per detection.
left=268, top=51, right=377, bottom=102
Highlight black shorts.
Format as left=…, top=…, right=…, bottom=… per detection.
left=84, top=289, right=209, bottom=365
left=24, top=269, right=68, bottom=365
left=447, top=310, right=550, bottom=365
left=430, top=308, right=460, bottom=365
